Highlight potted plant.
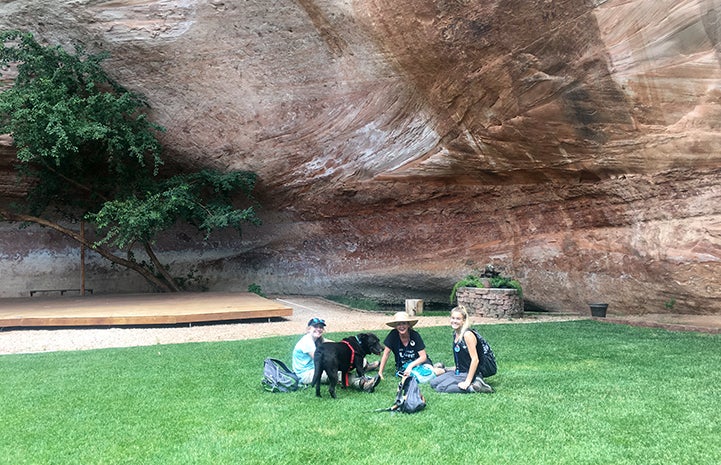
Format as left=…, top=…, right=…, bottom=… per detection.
left=589, top=303, right=608, bottom=317
left=449, top=274, right=485, bottom=304
left=450, top=265, right=524, bottom=318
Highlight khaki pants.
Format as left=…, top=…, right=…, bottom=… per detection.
left=299, top=369, right=363, bottom=388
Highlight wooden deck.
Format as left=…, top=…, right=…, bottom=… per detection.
left=0, top=292, right=292, bottom=327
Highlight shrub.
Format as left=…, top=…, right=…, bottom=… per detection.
left=489, top=276, right=523, bottom=299
left=449, top=274, right=485, bottom=304
left=247, top=283, right=266, bottom=297
left=450, top=266, right=523, bottom=304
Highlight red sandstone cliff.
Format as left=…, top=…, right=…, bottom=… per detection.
left=0, top=0, right=719, bottom=314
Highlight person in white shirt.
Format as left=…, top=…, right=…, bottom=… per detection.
left=292, top=317, right=379, bottom=391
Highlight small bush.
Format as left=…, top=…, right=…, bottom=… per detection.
left=449, top=274, right=485, bottom=304
left=247, top=283, right=266, bottom=297
left=488, top=276, right=523, bottom=299
left=450, top=266, right=523, bottom=304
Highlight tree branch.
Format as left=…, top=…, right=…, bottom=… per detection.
left=40, top=162, right=110, bottom=203
left=0, top=208, right=174, bottom=292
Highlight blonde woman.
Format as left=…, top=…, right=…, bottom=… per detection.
left=430, top=306, right=496, bottom=393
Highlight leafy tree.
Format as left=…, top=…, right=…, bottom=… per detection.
left=0, top=30, right=260, bottom=292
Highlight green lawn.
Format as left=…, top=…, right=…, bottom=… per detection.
left=1, top=320, right=719, bottom=464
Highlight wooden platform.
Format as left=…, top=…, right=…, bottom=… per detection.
left=0, top=292, right=292, bottom=327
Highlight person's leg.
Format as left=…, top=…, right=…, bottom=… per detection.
left=430, top=370, right=456, bottom=391
left=443, top=372, right=472, bottom=393
left=299, top=369, right=328, bottom=385
left=365, top=359, right=380, bottom=371
left=349, top=372, right=381, bottom=392
left=431, top=362, right=447, bottom=376
left=429, top=370, right=447, bottom=390
left=471, top=375, right=494, bottom=393
left=432, top=372, right=470, bottom=393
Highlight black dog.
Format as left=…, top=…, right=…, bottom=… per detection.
left=312, top=333, right=383, bottom=398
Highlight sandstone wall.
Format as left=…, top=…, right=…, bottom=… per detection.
left=0, top=0, right=720, bottom=314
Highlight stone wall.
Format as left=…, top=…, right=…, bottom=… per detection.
left=457, top=287, right=523, bottom=319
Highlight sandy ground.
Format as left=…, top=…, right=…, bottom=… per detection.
left=0, top=295, right=584, bottom=355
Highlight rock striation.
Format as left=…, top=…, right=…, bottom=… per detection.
left=0, top=0, right=720, bottom=315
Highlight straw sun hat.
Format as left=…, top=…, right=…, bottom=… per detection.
left=386, top=311, right=418, bottom=328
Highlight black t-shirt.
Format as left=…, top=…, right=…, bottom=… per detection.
left=384, top=329, right=428, bottom=372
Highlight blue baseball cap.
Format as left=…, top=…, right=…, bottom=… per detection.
left=307, top=317, right=326, bottom=327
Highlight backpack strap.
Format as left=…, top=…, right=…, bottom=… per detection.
left=269, top=358, right=294, bottom=375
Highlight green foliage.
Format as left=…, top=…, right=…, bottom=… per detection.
left=664, top=298, right=676, bottom=310
left=88, top=169, right=260, bottom=249
left=0, top=30, right=163, bottom=216
left=450, top=265, right=523, bottom=304
left=449, top=274, right=485, bottom=304
left=247, top=283, right=265, bottom=297
left=172, top=266, right=209, bottom=291
left=0, top=30, right=261, bottom=291
left=324, top=295, right=381, bottom=311
left=2, top=321, right=721, bottom=464
left=488, top=276, right=524, bottom=299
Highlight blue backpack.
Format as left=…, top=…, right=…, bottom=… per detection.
left=262, top=358, right=300, bottom=393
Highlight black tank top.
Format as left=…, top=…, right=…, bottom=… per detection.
left=453, top=331, right=473, bottom=375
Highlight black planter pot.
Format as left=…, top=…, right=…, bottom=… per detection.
left=589, top=303, right=608, bottom=317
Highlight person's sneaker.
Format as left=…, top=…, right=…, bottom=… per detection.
left=365, top=361, right=380, bottom=372
left=471, top=377, right=494, bottom=393
left=433, top=362, right=445, bottom=369
left=362, top=375, right=381, bottom=393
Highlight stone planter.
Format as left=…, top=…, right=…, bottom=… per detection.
left=456, top=287, right=523, bottom=318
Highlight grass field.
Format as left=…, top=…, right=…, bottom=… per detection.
left=1, top=320, right=720, bottom=464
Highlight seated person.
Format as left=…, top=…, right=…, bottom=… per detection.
left=430, top=306, right=496, bottom=393
left=292, top=317, right=379, bottom=391
left=377, top=312, right=443, bottom=383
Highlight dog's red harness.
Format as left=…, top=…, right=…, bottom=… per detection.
left=341, top=340, right=356, bottom=387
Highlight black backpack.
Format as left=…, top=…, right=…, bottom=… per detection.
left=377, top=375, right=426, bottom=414
left=471, top=329, right=497, bottom=378
left=262, top=358, right=301, bottom=393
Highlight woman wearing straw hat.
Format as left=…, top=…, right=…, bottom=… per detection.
left=378, top=311, right=443, bottom=383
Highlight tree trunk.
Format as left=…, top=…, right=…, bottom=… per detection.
left=144, top=241, right=181, bottom=292
left=80, top=219, right=86, bottom=295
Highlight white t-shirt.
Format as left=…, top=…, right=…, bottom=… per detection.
left=292, top=333, right=317, bottom=377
